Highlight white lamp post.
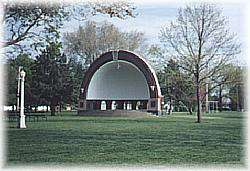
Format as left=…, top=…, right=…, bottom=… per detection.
left=16, top=66, right=23, bottom=112
left=18, top=70, right=26, bottom=128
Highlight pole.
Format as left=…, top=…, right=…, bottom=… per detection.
left=18, top=70, right=26, bottom=128
left=16, top=66, right=22, bottom=112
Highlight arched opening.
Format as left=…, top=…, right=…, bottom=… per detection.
left=86, top=61, right=150, bottom=100
left=101, top=101, right=106, bottom=110
left=127, top=102, right=132, bottom=110
left=111, top=101, right=116, bottom=110
left=136, top=101, right=140, bottom=110
left=78, top=50, right=163, bottom=115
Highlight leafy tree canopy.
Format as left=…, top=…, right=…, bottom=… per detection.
left=3, top=1, right=137, bottom=56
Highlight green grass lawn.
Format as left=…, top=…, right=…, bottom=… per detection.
left=5, top=111, right=246, bottom=166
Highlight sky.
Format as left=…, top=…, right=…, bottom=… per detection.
left=62, top=1, right=246, bottom=44
left=61, top=0, right=248, bottom=64
left=62, top=4, right=179, bottom=43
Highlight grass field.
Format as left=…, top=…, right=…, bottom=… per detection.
left=5, top=111, right=246, bottom=166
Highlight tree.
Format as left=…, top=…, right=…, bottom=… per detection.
left=66, top=57, right=86, bottom=107
left=5, top=54, right=35, bottom=109
left=230, top=66, right=245, bottom=111
left=209, top=64, right=244, bottom=112
left=157, top=59, right=195, bottom=115
left=3, top=3, right=66, bottom=50
left=3, top=1, right=137, bottom=54
left=160, top=4, right=240, bottom=122
left=145, top=44, right=167, bottom=72
left=146, top=45, right=195, bottom=115
left=214, top=65, right=245, bottom=111
left=228, top=79, right=244, bottom=111
left=5, top=60, right=18, bottom=109
left=63, top=20, right=146, bottom=68
left=33, top=41, right=73, bottom=116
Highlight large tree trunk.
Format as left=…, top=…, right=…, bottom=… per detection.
left=195, top=73, right=201, bottom=123
left=50, top=104, right=56, bottom=116
left=50, top=97, right=56, bottom=116
left=196, top=87, right=201, bottom=123
left=188, top=102, right=193, bottom=115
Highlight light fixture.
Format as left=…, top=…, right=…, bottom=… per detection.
left=150, top=85, right=155, bottom=91
left=20, top=70, right=26, bottom=78
left=112, top=50, right=120, bottom=69
left=81, top=88, right=84, bottom=94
